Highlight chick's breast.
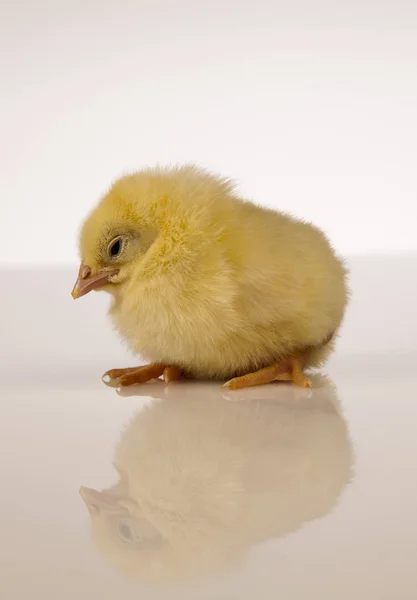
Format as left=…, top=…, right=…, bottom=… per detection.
left=111, top=194, right=348, bottom=380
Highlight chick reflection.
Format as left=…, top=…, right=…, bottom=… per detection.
left=80, top=378, right=353, bottom=583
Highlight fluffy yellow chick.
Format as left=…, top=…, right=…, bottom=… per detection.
left=72, top=165, right=348, bottom=389
left=79, top=379, right=353, bottom=582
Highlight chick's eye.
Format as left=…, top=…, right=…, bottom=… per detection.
left=108, top=237, right=122, bottom=258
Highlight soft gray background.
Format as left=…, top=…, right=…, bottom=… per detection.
left=1, top=0, right=417, bottom=265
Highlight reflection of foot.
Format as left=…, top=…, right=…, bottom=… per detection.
left=223, top=356, right=311, bottom=391
left=102, top=364, right=184, bottom=387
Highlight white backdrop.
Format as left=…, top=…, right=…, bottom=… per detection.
left=1, top=0, right=416, bottom=266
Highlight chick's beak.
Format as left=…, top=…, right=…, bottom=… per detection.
left=71, top=264, right=118, bottom=299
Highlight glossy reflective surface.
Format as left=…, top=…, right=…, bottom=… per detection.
left=1, top=265, right=417, bottom=599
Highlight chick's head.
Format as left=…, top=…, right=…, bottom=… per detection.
left=72, top=166, right=232, bottom=299
left=72, top=174, right=159, bottom=299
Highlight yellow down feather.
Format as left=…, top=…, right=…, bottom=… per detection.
left=79, top=165, right=348, bottom=378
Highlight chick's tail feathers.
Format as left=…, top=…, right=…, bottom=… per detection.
left=302, top=330, right=337, bottom=369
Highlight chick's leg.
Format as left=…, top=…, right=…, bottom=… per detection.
left=163, top=366, right=184, bottom=384
left=223, top=356, right=311, bottom=391
left=103, top=364, right=184, bottom=387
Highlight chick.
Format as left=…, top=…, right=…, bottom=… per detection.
left=79, top=378, right=353, bottom=582
left=72, top=165, right=348, bottom=389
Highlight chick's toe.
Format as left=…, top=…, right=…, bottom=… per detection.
left=102, top=364, right=186, bottom=387
left=102, top=366, right=143, bottom=383
left=102, top=363, right=165, bottom=387
left=223, top=356, right=311, bottom=391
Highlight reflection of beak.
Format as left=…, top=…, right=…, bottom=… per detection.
left=79, top=486, right=121, bottom=515
left=71, top=264, right=118, bottom=299
left=79, top=486, right=137, bottom=516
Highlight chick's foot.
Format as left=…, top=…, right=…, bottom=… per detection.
left=102, top=364, right=184, bottom=387
left=223, top=356, right=311, bottom=391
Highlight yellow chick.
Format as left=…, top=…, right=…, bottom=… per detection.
left=79, top=378, right=353, bottom=582
left=72, top=165, right=348, bottom=389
